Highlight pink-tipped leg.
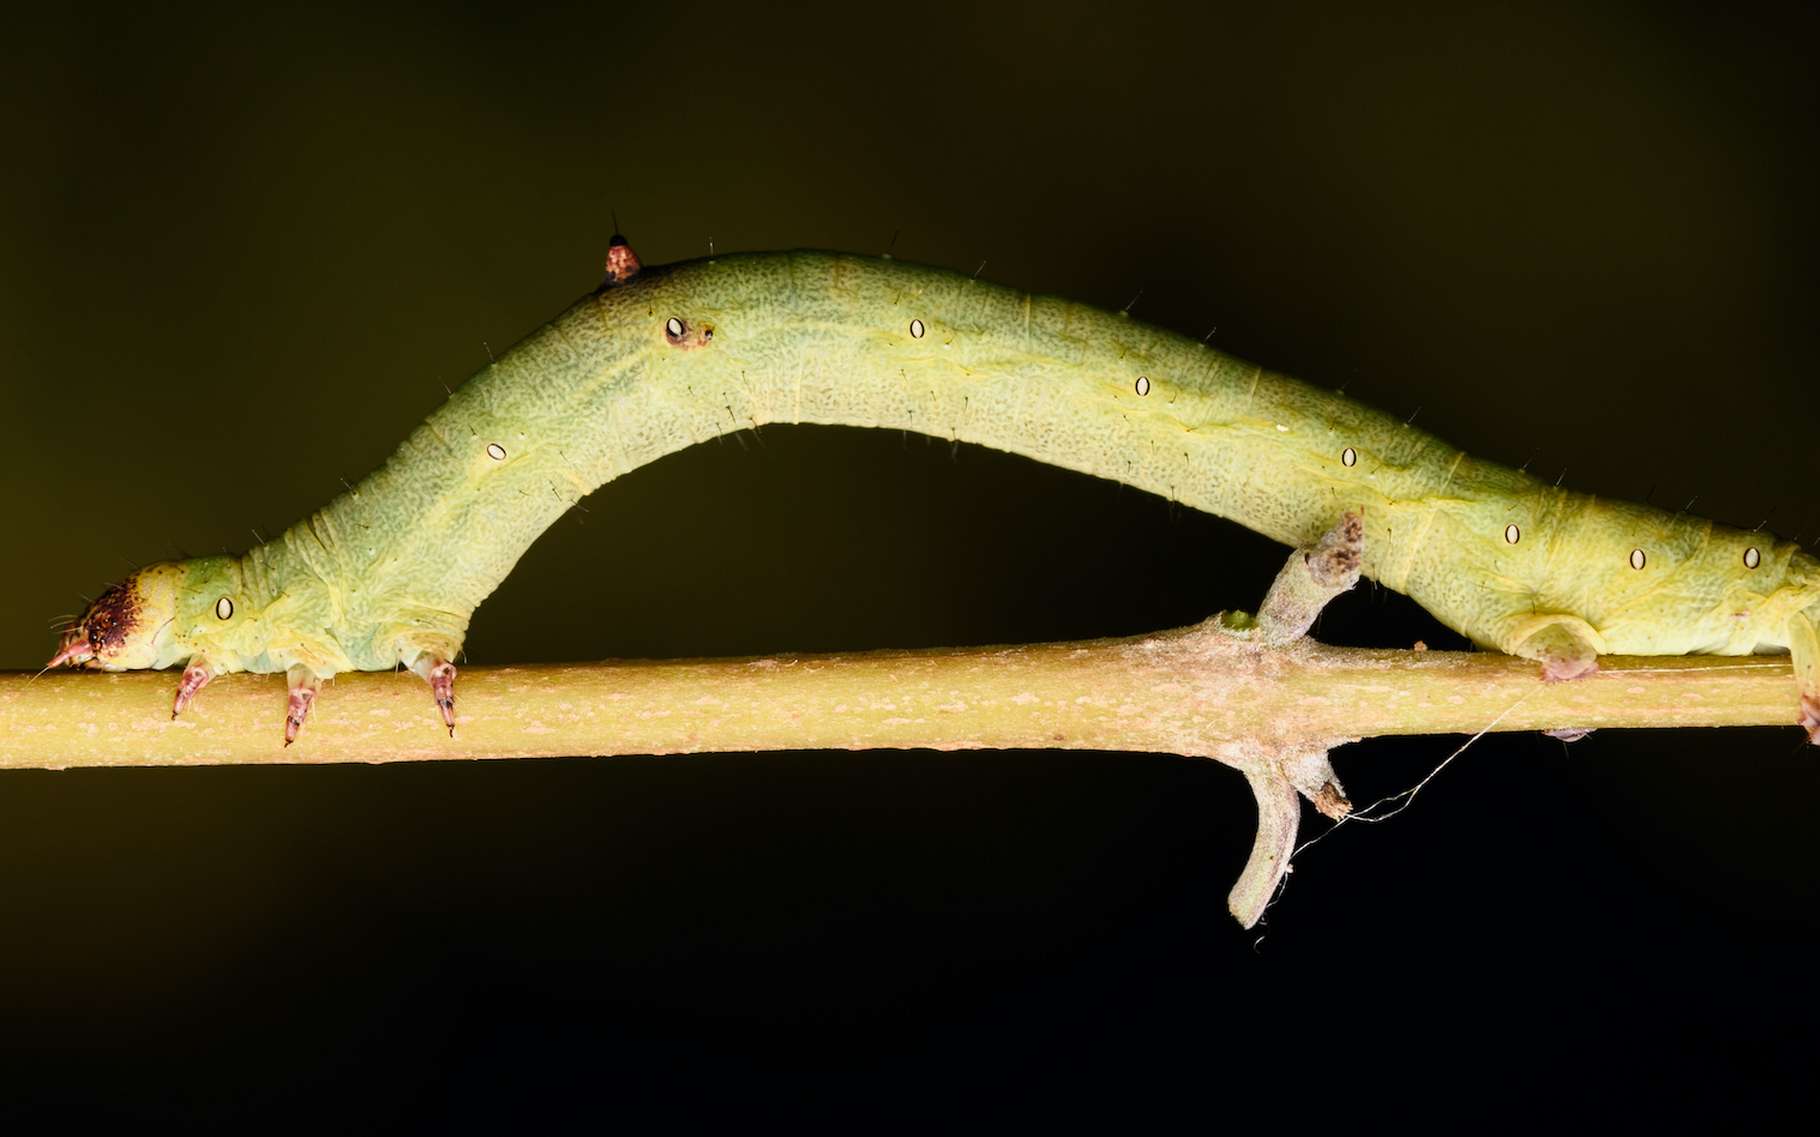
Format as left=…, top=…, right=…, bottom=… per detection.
left=284, top=665, right=321, bottom=748
left=411, top=655, right=458, bottom=737
left=1802, top=693, right=1819, bottom=746
left=173, top=659, right=215, bottom=720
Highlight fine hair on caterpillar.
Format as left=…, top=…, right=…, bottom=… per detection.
left=47, top=233, right=1820, bottom=747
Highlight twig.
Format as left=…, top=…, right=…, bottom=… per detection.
left=0, top=514, right=1802, bottom=925
left=2, top=634, right=1791, bottom=770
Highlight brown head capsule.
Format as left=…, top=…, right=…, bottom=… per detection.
left=46, top=562, right=203, bottom=672
left=47, top=581, right=140, bottom=668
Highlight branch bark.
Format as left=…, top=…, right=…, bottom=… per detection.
left=2, top=633, right=1793, bottom=770
left=0, top=514, right=1802, bottom=925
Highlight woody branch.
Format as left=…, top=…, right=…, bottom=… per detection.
left=0, top=514, right=1799, bottom=925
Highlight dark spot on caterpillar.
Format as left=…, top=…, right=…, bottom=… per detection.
left=1504, top=524, right=1521, bottom=545
left=1341, top=447, right=1357, bottom=467
left=1629, top=549, right=1646, bottom=570
left=909, top=319, right=925, bottom=338
left=1135, top=375, right=1151, bottom=396
left=486, top=443, right=507, bottom=461
left=666, top=317, right=685, bottom=340
left=1744, top=546, right=1761, bottom=569
left=215, top=596, right=234, bottom=620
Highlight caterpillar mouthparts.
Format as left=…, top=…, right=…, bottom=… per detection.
left=46, top=627, right=94, bottom=669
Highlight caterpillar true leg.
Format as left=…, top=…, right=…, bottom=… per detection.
left=409, top=654, right=459, bottom=737
left=284, top=665, right=323, bottom=747
left=172, top=658, right=214, bottom=720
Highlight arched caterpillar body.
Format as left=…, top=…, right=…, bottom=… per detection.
left=49, top=240, right=1820, bottom=744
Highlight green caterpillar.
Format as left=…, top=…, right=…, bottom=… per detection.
left=48, top=237, right=1820, bottom=745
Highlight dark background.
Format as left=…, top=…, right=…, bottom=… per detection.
left=2, top=1, right=1816, bottom=1128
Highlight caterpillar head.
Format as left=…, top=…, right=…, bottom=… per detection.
left=49, top=557, right=242, bottom=672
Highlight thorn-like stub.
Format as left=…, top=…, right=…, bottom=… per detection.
left=1228, top=768, right=1301, bottom=930
left=1312, top=782, right=1352, bottom=820
left=1307, top=509, right=1364, bottom=588
left=1221, top=746, right=1351, bottom=927
left=1282, top=747, right=1349, bottom=818
left=1251, top=510, right=1365, bottom=645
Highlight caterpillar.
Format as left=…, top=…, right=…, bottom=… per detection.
left=47, top=236, right=1820, bottom=746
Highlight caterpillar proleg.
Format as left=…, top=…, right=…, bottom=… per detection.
left=48, top=239, right=1820, bottom=744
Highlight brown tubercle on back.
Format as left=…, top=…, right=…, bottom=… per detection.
left=602, top=234, right=641, bottom=287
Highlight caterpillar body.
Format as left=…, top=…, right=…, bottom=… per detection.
left=48, top=239, right=1820, bottom=745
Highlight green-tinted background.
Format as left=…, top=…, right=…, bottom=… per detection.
left=2, top=1, right=1816, bottom=1126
